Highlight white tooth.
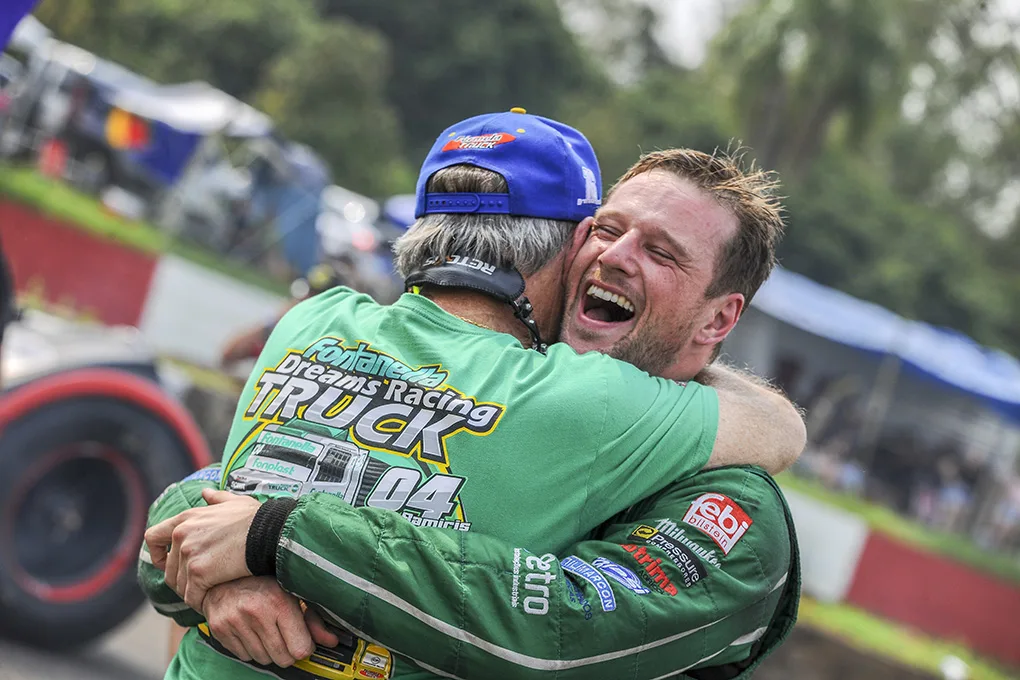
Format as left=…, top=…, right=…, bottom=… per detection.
left=587, top=285, right=597, bottom=296
left=609, top=293, right=620, bottom=304
left=596, top=288, right=609, bottom=300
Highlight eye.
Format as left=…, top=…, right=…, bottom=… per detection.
left=649, top=246, right=676, bottom=264
left=591, top=223, right=621, bottom=240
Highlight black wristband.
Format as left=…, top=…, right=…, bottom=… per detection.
left=245, top=497, right=298, bottom=577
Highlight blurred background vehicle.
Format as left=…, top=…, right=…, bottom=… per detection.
left=0, top=310, right=210, bottom=650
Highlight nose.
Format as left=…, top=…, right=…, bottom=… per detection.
left=597, top=231, right=640, bottom=277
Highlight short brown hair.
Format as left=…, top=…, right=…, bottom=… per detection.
left=612, top=148, right=785, bottom=305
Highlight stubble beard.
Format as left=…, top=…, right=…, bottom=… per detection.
left=605, top=317, right=698, bottom=378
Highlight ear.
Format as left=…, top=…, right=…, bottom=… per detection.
left=693, top=293, right=744, bottom=347
left=572, top=217, right=595, bottom=250
left=561, top=217, right=594, bottom=280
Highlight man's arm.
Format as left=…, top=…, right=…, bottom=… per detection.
left=698, top=363, right=806, bottom=474
left=141, top=467, right=330, bottom=668
left=587, top=351, right=804, bottom=490
left=247, top=467, right=796, bottom=679
left=138, top=465, right=223, bottom=626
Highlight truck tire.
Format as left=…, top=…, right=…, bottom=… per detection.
left=0, top=369, right=211, bottom=649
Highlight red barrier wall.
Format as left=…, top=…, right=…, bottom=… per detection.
left=846, top=531, right=1020, bottom=666
left=0, top=201, right=156, bottom=326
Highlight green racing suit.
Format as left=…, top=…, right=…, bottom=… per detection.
left=138, top=286, right=800, bottom=679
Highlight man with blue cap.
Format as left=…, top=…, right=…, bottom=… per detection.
left=141, top=108, right=803, bottom=679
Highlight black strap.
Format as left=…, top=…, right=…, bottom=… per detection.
left=405, top=256, right=548, bottom=353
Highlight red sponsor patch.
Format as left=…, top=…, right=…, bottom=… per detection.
left=620, top=544, right=679, bottom=596
left=682, top=493, right=752, bottom=555
left=442, top=132, right=516, bottom=151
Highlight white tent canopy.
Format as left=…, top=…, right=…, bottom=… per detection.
left=111, top=81, right=273, bottom=138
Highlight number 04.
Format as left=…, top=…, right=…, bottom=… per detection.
left=366, top=469, right=465, bottom=520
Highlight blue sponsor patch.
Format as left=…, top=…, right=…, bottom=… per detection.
left=592, top=557, right=650, bottom=595
left=182, top=467, right=222, bottom=484
left=560, top=555, right=616, bottom=612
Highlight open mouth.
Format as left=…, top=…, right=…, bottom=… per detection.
left=582, top=284, right=636, bottom=323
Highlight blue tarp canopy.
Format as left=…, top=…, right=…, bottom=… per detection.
left=754, top=267, right=1020, bottom=422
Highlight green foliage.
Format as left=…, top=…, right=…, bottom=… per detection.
left=252, top=19, right=413, bottom=196
left=36, top=0, right=318, bottom=100
left=319, top=0, right=608, bottom=162
left=798, top=597, right=1019, bottom=680
left=563, top=66, right=739, bottom=187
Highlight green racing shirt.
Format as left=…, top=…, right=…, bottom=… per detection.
left=139, top=287, right=799, bottom=678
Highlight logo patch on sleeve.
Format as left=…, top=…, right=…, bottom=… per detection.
left=591, top=557, right=650, bottom=595
left=626, top=526, right=707, bottom=587
left=560, top=556, right=617, bottom=612
left=630, top=524, right=658, bottom=540
left=182, top=468, right=222, bottom=483
left=682, top=493, right=752, bottom=555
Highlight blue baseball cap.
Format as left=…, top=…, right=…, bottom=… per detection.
left=414, top=108, right=602, bottom=223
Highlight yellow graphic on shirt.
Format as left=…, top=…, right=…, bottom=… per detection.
left=222, top=337, right=505, bottom=532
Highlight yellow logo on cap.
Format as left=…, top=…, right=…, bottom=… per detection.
left=510, top=107, right=527, bottom=114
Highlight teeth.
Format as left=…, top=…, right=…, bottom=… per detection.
left=586, top=285, right=635, bottom=313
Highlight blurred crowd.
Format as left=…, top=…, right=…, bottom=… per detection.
left=789, top=373, right=1020, bottom=555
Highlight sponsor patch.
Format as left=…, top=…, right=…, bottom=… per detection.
left=263, top=482, right=302, bottom=495
left=620, top=544, right=679, bottom=596
left=560, top=556, right=617, bottom=612
left=511, top=550, right=557, bottom=616
left=247, top=454, right=309, bottom=480
left=682, top=493, right=752, bottom=555
left=591, top=557, right=649, bottom=595
left=576, top=166, right=601, bottom=206
left=648, top=519, right=722, bottom=568
left=182, top=467, right=222, bottom=484
left=627, top=526, right=706, bottom=588
left=442, top=132, right=516, bottom=151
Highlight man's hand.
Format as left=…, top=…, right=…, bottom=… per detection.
left=144, top=489, right=261, bottom=610
left=203, top=576, right=339, bottom=667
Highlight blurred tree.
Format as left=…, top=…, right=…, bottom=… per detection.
left=562, top=65, right=738, bottom=186
left=780, top=148, right=1013, bottom=350
left=705, top=0, right=1020, bottom=354
left=35, top=0, right=318, bottom=101
left=557, top=0, right=673, bottom=83
left=319, top=0, right=607, bottom=161
left=710, top=0, right=939, bottom=177
left=252, top=19, right=412, bottom=196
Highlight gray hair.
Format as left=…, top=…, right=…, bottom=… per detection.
left=394, top=165, right=577, bottom=278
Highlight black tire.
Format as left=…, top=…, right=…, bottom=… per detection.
left=0, top=396, right=197, bottom=649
